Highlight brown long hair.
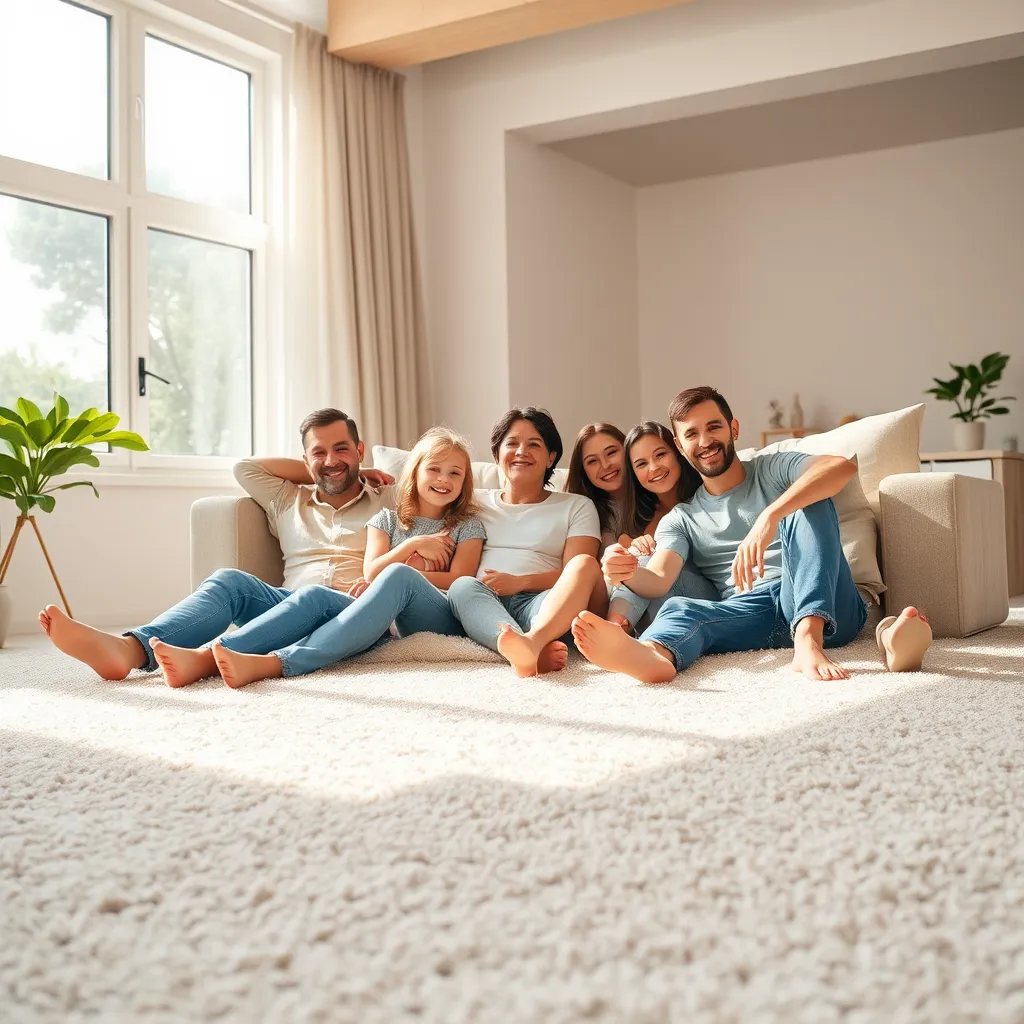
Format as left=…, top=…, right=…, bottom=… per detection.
left=565, top=422, right=626, bottom=535
left=620, top=421, right=702, bottom=537
left=395, top=427, right=479, bottom=532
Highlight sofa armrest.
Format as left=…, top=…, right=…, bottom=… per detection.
left=878, top=472, right=1008, bottom=638
left=190, top=496, right=285, bottom=590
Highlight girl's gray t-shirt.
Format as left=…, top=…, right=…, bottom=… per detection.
left=367, top=508, right=486, bottom=547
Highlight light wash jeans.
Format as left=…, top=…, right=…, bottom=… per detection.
left=610, top=558, right=720, bottom=629
left=128, top=568, right=298, bottom=672
left=642, top=499, right=867, bottom=671
left=447, top=577, right=556, bottom=653
left=219, top=562, right=462, bottom=676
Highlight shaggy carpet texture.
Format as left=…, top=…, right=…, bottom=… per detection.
left=2, top=610, right=1023, bottom=1023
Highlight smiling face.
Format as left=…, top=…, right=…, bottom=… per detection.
left=415, top=446, right=468, bottom=515
left=581, top=432, right=625, bottom=493
left=498, top=418, right=555, bottom=490
left=628, top=432, right=682, bottom=496
left=303, top=420, right=364, bottom=496
left=671, top=399, right=739, bottom=479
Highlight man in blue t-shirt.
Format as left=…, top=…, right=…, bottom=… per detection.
left=571, top=385, right=930, bottom=682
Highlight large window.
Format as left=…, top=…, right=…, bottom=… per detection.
left=0, top=0, right=271, bottom=469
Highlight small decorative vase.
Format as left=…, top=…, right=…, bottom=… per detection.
left=789, top=394, right=804, bottom=430
left=0, top=585, right=11, bottom=649
left=952, top=420, right=985, bottom=452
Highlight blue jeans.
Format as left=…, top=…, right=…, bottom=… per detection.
left=221, top=563, right=463, bottom=676
left=128, top=568, right=297, bottom=672
left=447, top=576, right=554, bottom=653
left=641, top=499, right=867, bottom=671
left=611, top=559, right=720, bottom=628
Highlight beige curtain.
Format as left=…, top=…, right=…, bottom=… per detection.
left=287, top=25, right=431, bottom=449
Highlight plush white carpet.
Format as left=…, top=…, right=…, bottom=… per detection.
left=2, top=609, right=1023, bottom=1023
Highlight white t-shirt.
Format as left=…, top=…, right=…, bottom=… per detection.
left=475, top=489, right=600, bottom=579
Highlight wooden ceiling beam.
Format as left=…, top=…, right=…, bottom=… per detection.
left=328, top=0, right=691, bottom=69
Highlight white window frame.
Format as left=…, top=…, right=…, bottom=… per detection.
left=0, top=0, right=284, bottom=485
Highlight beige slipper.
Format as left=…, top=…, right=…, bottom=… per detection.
left=875, top=613, right=933, bottom=672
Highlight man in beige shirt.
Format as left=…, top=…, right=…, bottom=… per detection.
left=39, top=409, right=394, bottom=683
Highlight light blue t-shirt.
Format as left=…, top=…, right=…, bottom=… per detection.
left=367, top=508, right=486, bottom=547
left=653, top=452, right=811, bottom=600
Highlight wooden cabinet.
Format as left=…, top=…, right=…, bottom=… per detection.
left=920, top=450, right=1024, bottom=596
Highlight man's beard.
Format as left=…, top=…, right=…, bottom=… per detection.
left=691, top=439, right=736, bottom=479
left=316, top=463, right=359, bottom=495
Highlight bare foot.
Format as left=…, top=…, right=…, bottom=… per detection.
left=496, top=626, right=542, bottom=678
left=607, top=612, right=633, bottom=634
left=791, top=622, right=849, bottom=681
left=150, top=639, right=217, bottom=688
left=536, top=640, right=569, bottom=674
left=212, top=643, right=284, bottom=689
left=877, top=607, right=932, bottom=672
left=38, top=605, right=146, bottom=680
left=570, top=610, right=676, bottom=684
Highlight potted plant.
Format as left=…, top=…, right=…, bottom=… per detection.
left=925, top=352, right=1016, bottom=452
left=0, top=394, right=148, bottom=643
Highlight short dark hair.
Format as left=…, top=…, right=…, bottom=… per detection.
left=667, top=386, right=734, bottom=429
left=490, top=406, right=562, bottom=486
left=299, top=408, right=360, bottom=449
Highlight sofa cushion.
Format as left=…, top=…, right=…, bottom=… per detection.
left=371, top=445, right=569, bottom=492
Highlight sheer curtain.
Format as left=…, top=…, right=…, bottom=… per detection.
left=286, top=25, right=431, bottom=450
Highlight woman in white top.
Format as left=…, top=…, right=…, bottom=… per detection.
left=447, top=407, right=602, bottom=677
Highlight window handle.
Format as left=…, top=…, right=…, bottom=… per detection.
left=138, top=356, right=171, bottom=397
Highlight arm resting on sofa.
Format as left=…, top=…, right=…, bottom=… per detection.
left=190, top=496, right=285, bottom=590
left=879, top=472, right=1008, bottom=638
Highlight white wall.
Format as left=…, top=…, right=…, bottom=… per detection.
left=421, top=0, right=1024, bottom=452
left=636, top=128, right=1024, bottom=453
left=505, top=136, right=639, bottom=446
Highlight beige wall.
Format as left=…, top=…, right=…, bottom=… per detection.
left=421, top=0, right=1024, bottom=452
left=505, top=136, right=639, bottom=448
left=637, top=128, right=1024, bottom=453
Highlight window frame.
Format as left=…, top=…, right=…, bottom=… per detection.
left=0, top=0, right=283, bottom=483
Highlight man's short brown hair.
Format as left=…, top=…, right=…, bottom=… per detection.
left=299, top=408, right=360, bottom=449
left=667, top=386, right=734, bottom=428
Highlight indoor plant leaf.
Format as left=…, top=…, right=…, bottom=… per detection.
left=45, top=480, right=100, bottom=499
left=25, top=493, right=56, bottom=514
left=0, top=453, right=30, bottom=480
left=100, top=431, right=150, bottom=451
left=24, top=419, right=51, bottom=446
left=0, top=406, right=27, bottom=428
left=0, top=421, right=31, bottom=450
left=16, top=398, right=45, bottom=424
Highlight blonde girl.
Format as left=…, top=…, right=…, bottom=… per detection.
left=184, top=428, right=486, bottom=688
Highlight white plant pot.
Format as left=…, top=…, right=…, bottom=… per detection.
left=0, top=585, right=11, bottom=649
left=952, top=420, right=985, bottom=452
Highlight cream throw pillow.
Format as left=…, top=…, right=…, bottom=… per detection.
left=741, top=404, right=925, bottom=603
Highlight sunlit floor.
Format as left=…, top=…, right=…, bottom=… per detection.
left=3, top=605, right=1023, bottom=1021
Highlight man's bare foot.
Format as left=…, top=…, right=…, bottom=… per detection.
left=496, top=626, right=542, bottom=677
left=150, top=639, right=217, bottom=688
left=212, top=643, right=284, bottom=689
left=38, top=605, right=146, bottom=680
left=876, top=607, right=932, bottom=672
left=791, top=617, right=848, bottom=681
left=570, top=610, right=676, bottom=684
left=536, top=640, right=569, bottom=674
left=607, top=612, right=633, bottom=634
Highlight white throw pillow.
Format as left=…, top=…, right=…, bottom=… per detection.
left=738, top=404, right=925, bottom=603
left=371, top=445, right=568, bottom=493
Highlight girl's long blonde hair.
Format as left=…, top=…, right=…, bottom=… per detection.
left=396, top=427, right=480, bottom=531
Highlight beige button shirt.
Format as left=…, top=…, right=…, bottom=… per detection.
left=234, top=460, right=392, bottom=591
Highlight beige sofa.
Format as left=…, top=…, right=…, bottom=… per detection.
left=190, top=406, right=1010, bottom=639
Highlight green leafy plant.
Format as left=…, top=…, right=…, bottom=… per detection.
left=925, top=352, right=1016, bottom=422
left=0, top=394, right=149, bottom=515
